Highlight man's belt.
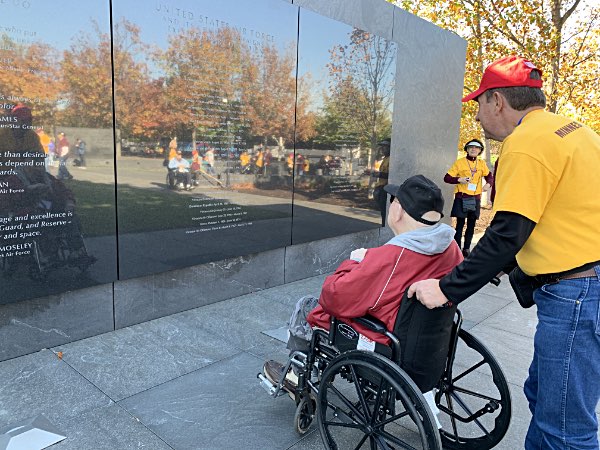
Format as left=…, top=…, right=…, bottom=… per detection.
left=535, top=266, right=598, bottom=285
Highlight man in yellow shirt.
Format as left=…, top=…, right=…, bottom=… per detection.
left=409, top=56, right=600, bottom=450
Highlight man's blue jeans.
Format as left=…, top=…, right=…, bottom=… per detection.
left=525, top=266, right=600, bottom=449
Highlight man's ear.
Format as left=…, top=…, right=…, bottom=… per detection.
left=493, top=91, right=505, bottom=112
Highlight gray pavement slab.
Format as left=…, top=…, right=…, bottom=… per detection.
left=53, top=314, right=241, bottom=401
left=119, top=353, right=303, bottom=450
left=0, top=350, right=111, bottom=429
left=46, top=404, right=171, bottom=450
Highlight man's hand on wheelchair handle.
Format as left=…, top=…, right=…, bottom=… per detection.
left=407, top=279, right=450, bottom=309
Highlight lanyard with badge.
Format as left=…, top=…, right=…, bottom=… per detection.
left=466, top=159, right=478, bottom=192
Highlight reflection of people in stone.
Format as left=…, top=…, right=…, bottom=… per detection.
left=204, top=147, right=216, bottom=175
left=295, top=154, right=304, bottom=176
left=240, top=150, right=250, bottom=173
left=57, top=132, right=73, bottom=180
left=75, top=138, right=87, bottom=168
left=254, top=148, right=264, bottom=174
left=168, top=150, right=192, bottom=190
left=48, top=138, right=56, bottom=167
left=0, top=104, right=45, bottom=169
left=36, top=128, right=51, bottom=172
left=373, top=138, right=391, bottom=227
left=263, top=149, right=272, bottom=175
left=168, top=136, right=178, bottom=159
left=302, top=157, right=310, bottom=175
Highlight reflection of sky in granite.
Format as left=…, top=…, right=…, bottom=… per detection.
left=115, top=0, right=297, bottom=51
left=0, top=0, right=110, bottom=50
left=298, top=8, right=396, bottom=113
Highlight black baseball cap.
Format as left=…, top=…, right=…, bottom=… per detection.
left=377, top=138, right=391, bottom=146
left=384, top=175, right=444, bottom=225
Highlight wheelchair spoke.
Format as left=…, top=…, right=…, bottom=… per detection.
left=327, top=383, right=367, bottom=422
left=324, top=420, right=363, bottom=430
left=452, top=384, right=501, bottom=403
left=452, top=359, right=486, bottom=383
left=445, top=392, right=460, bottom=440
left=450, top=391, right=490, bottom=436
left=377, top=429, right=419, bottom=450
left=350, top=365, right=372, bottom=422
left=374, top=410, right=410, bottom=427
left=370, top=435, right=378, bottom=450
left=369, top=376, right=386, bottom=426
left=354, top=433, right=369, bottom=450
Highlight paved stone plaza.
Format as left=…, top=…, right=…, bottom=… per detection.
left=1, top=273, right=598, bottom=449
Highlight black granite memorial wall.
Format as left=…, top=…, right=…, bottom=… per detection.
left=1, top=0, right=395, bottom=300
left=0, top=0, right=118, bottom=304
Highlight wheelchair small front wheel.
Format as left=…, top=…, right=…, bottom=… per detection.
left=318, top=350, right=441, bottom=450
left=436, top=328, right=511, bottom=450
left=294, top=396, right=315, bottom=435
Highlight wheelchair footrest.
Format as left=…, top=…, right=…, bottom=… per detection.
left=257, top=373, right=293, bottom=399
left=257, top=373, right=280, bottom=397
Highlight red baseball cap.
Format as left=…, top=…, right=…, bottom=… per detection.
left=462, top=56, right=543, bottom=102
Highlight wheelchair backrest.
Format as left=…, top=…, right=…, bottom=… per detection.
left=393, top=291, right=457, bottom=392
left=329, top=290, right=457, bottom=393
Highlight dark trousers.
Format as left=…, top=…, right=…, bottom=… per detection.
left=374, top=187, right=387, bottom=227
left=454, top=216, right=476, bottom=250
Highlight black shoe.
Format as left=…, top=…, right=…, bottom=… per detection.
left=462, top=248, right=470, bottom=257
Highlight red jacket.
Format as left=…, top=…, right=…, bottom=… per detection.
left=307, top=242, right=463, bottom=344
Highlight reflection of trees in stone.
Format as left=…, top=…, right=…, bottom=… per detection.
left=0, top=36, right=61, bottom=126
left=161, top=27, right=246, bottom=149
left=60, top=22, right=113, bottom=128
left=161, top=27, right=314, bottom=150
left=242, top=43, right=315, bottom=146
left=112, top=20, right=168, bottom=139
left=319, top=29, right=395, bottom=163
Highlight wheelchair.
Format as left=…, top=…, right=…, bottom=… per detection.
left=1, top=210, right=96, bottom=282
left=258, top=292, right=511, bottom=450
left=166, top=168, right=193, bottom=190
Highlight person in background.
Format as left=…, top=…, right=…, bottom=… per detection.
left=372, top=138, right=391, bottom=227
left=168, top=136, right=178, bottom=160
left=36, top=128, right=51, bottom=172
left=168, top=150, right=192, bottom=190
left=444, top=139, right=493, bottom=256
left=409, top=55, right=600, bottom=450
left=56, top=132, right=73, bottom=181
left=75, top=138, right=86, bottom=168
left=240, top=150, right=250, bottom=173
left=204, top=147, right=216, bottom=175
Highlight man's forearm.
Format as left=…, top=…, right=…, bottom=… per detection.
left=439, top=212, right=535, bottom=304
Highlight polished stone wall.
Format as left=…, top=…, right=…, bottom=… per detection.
left=0, top=0, right=466, bottom=361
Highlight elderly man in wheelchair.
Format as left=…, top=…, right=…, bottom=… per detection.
left=258, top=175, right=511, bottom=450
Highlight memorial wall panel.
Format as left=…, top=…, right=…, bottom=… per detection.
left=292, top=8, right=397, bottom=243
left=113, top=0, right=297, bottom=279
left=0, top=0, right=118, bottom=304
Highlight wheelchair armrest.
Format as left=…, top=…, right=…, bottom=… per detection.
left=354, top=316, right=388, bottom=335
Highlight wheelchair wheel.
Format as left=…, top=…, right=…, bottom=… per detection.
left=436, top=329, right=511, bottom=450
left=318, top=350, right=441, bottom=450
left=294, top=396, right=315, bottom=435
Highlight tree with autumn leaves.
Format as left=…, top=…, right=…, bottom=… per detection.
left=0, top=36, right=62, bottom=127
left=393, top=0, right=600, bottom=160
